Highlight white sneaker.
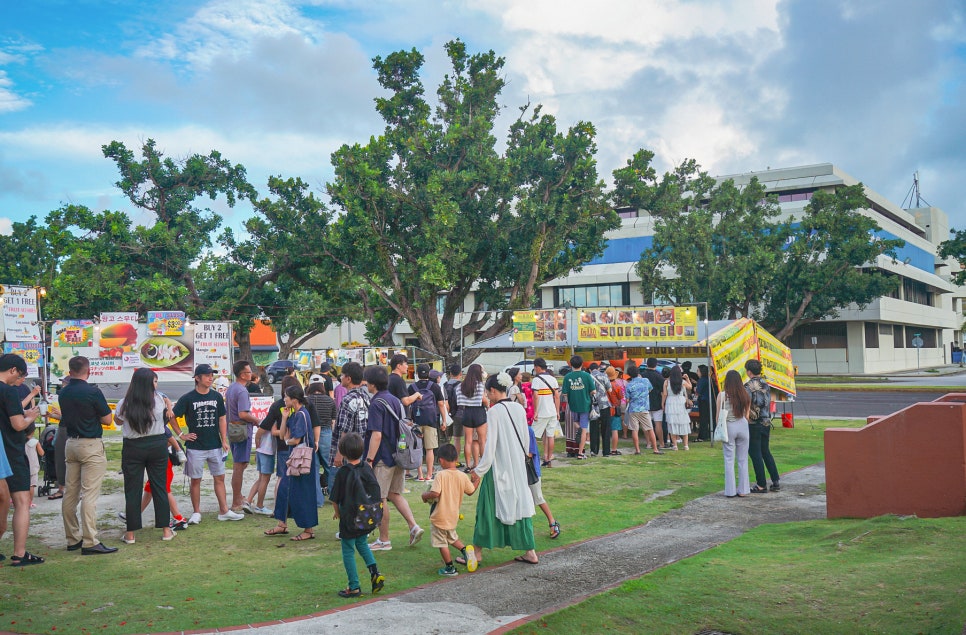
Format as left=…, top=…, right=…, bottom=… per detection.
left=252, top=505, right=272, bottom=516
left=368, top=539, right=392, bottom=551
left=241, top=501, right=253, bottom=514
left=217, top=510, right=245, bottom=521
left=117, top=511, right=126, bottom=522
left=188, top=512, right=202, bottom=525
left=409, top=525, right=425, bottom=547
left=334, top=531, right=341, bottom=540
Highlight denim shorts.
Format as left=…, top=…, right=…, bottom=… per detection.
left=574, top=412, right=590, bottom=430
left=255, top=452, right=275, bottom=475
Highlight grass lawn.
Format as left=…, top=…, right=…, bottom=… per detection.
left=512, top=514, right=966, bottom=635
left=0, top=418, right=893, bottom=634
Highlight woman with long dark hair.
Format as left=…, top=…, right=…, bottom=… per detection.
left=457, top=363, right=489, bottom=471
left=716, top=370, right=750, bottom=498
left=115, top=368, right=175, bottom=543
left=663, top=366, right=693, bottom=450
left=264, top=385, right=318, bottom=541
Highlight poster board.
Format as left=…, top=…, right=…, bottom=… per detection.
left=50, top=321, right=233, bottom=384
left=576, top=306, right=699, bottom=343
left=2, top=285, right=41, bottom=342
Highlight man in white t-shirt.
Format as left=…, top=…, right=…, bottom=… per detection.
left=530, top=358, right=561, bottom=467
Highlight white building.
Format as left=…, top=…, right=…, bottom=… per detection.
left=301, top=163, right=963, bottom=374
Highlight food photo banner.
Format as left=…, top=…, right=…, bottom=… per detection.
left=50, top=320, right=233, bottom=384
left=512, top=310, right=569, bottom=344
left=576, top=306, right=699, bottom=343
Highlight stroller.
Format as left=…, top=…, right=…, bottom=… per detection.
left=38, top=424, right=58, bottom=497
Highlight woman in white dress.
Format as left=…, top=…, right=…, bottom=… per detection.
left=662, top=366, right=693, bottom=450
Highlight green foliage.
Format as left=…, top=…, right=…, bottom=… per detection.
left=326, top=39, right=617, bottom=361
left=620, top=156, right=903, bottom=341
left=937, top=228, right=966, bottom=286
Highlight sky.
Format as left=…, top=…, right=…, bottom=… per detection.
left=1, top=0, right=964, bottom=238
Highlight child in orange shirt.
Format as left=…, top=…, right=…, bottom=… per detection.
left=421, top=443, right=476, bottom=576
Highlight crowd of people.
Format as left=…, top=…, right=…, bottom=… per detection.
left=0, top=351, right=781, bottom=597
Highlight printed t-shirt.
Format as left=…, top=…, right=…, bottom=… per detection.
left=625, top=377, right=653, bottom=413
left=429, top=468, right=475, bottom=530
left=173, top=389, right=227, bottom=451
left=531, top=373, right=559, bottom=419
left=561, top=369, right=594, bottom=414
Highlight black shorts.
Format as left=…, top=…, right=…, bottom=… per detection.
left=458, top=406, right=487, bottom=429
left=4, top=447, right=30, bottom=493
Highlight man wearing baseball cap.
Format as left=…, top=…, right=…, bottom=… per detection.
left=172, top=364, right=242, bottom=523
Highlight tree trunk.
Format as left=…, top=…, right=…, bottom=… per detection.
left=236, top=328, right=254, bottom=364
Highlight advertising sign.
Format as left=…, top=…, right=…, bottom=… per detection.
left=147, top=311, right=186, bottom=337
left=98, top=312, right=140, bottom=358
left=512, top=310, right=568, bottom=344
left=193, top=322, right=233, bottom=377
left=709, top=318, right=758, bottom=391
left=3, top=342, right=44, bottom=377
left=576, top=306, right=699, bottom=343
left=755, top=324, right=797, bottom=396
left=2, top=286, right=40, bottom=342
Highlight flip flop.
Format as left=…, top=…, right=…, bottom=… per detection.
left=291, top=532, right=315, bottom=541
left=264, top=526, right=289, bottom=536
left=47, top=492, right=63, bottom=500
left=513, top=555, right=538, bottom=565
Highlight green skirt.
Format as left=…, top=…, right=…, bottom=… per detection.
left=473, top=471, right=535, bottom=551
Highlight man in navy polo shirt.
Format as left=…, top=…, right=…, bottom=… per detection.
left=362, top=365, right=423, bottom=551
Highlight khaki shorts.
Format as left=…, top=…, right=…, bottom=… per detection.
left=528, top=478, right=545, bottom=506
left=629, top=411, right=652, bottom=432
left=430, top=524, right=461, bottom=548
left=532, top=415, right=559, bottom=438
left=420, top=425, right=439, bottom=450
left=373, top=463, right=404, bottom=499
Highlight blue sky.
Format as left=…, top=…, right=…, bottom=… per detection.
left=1, top=0, right=964, bottom=236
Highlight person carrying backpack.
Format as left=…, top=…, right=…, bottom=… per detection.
left=330, top=432, right=385, bottom=597
left=744, top=359, right=780, bottom=494
left=443, top=364, right=464, bottom=466
left=408, top=364, right=446, bottom=481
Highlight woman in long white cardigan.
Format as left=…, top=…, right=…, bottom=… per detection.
left=471, top=372, right=538, bottom=565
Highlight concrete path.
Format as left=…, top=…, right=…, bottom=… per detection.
left=179, top=463, right=827, bottom=634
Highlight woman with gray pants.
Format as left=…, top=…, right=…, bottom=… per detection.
left=717, top=370, right=750, bottom=498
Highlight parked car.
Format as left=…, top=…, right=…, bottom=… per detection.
left=266, top=359, right=296, bottom=383
left=503, top=360, right=535, bottom=375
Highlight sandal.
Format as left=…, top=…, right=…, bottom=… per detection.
left=264, top=525, right=289, bottom=536
left=455, top=555, right=467, bottom=566
left=291, top=531, right=315, bottom=541
left=10, top=552, right=45, bottom=566
left=549, top=521, right=561, bottom=539
left=750, top=485, right=768, bottom=494
left=47, top=492, right=63, bottom=500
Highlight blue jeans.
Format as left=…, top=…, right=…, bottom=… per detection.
left=341, top=535, right=376, bottom=591
left=316, top=427, right=332, bottom=506
left=748, top=421, right=779, bottom=488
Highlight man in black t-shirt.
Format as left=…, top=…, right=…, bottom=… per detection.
left=173, top=364, right=240, bottom=523
left=388, top=354, right=420, bottom=413
left=0, top=355, right=42, bottom=564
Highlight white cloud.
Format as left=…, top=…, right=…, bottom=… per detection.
left=136, top=0, right=325, bottom=68
left=0, top=71, right=30, bottom=112
left=0, top=217, right=12, bottom=235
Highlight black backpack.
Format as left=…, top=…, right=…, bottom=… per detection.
left=412, top=381, right=439, bottom=426
left=445, top=379, right=460, bottom=417
left=347, top=464, right=384, bottom=535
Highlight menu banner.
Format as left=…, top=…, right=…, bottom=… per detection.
left=98, top=312, right=140, bottom=359
left=2, top=286, right=40, bottom=342
left=755, top=324, right=797, bottom=396
left=4, top=342, right=44, bottom=378
left=147, top=311, right=186, bottom=337
left=576, top=306, right=699, bottom=343
left=709, top=318, right=758, bottom=390
left=512, top=310, right=568, bottom=344
left=193, top=322, right=233, bottom=377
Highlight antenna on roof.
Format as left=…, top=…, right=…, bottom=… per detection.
left=901, top=171, right=932, bottom=209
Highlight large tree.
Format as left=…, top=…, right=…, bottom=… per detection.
left=762, top=184, right=903, bottom=340
left=325, top=40, right=618, bottom=363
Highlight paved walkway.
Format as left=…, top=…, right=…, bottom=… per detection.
left=178, top=463, right=827, bottom=634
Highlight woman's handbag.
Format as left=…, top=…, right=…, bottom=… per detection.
left=284, top=409, right=314, bottom=476
left=502, top=403, right=539, bottom=485
left=714, top=401, right=730, bottom=443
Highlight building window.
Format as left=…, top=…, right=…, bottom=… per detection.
left=775, top=189, right=815, bottom=203
left=786, top=322, right=848, bottom=349
left=907, top=328, right=937, bottom=348
left=864, top=323, right=879, bottom=348
left=894, top=324, right=904, bottom=348
left=902, top=278, right=933, bottom=306
left=878, top=323, right=893, bottom=336
left=555, top=283, right=629, bottom=307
